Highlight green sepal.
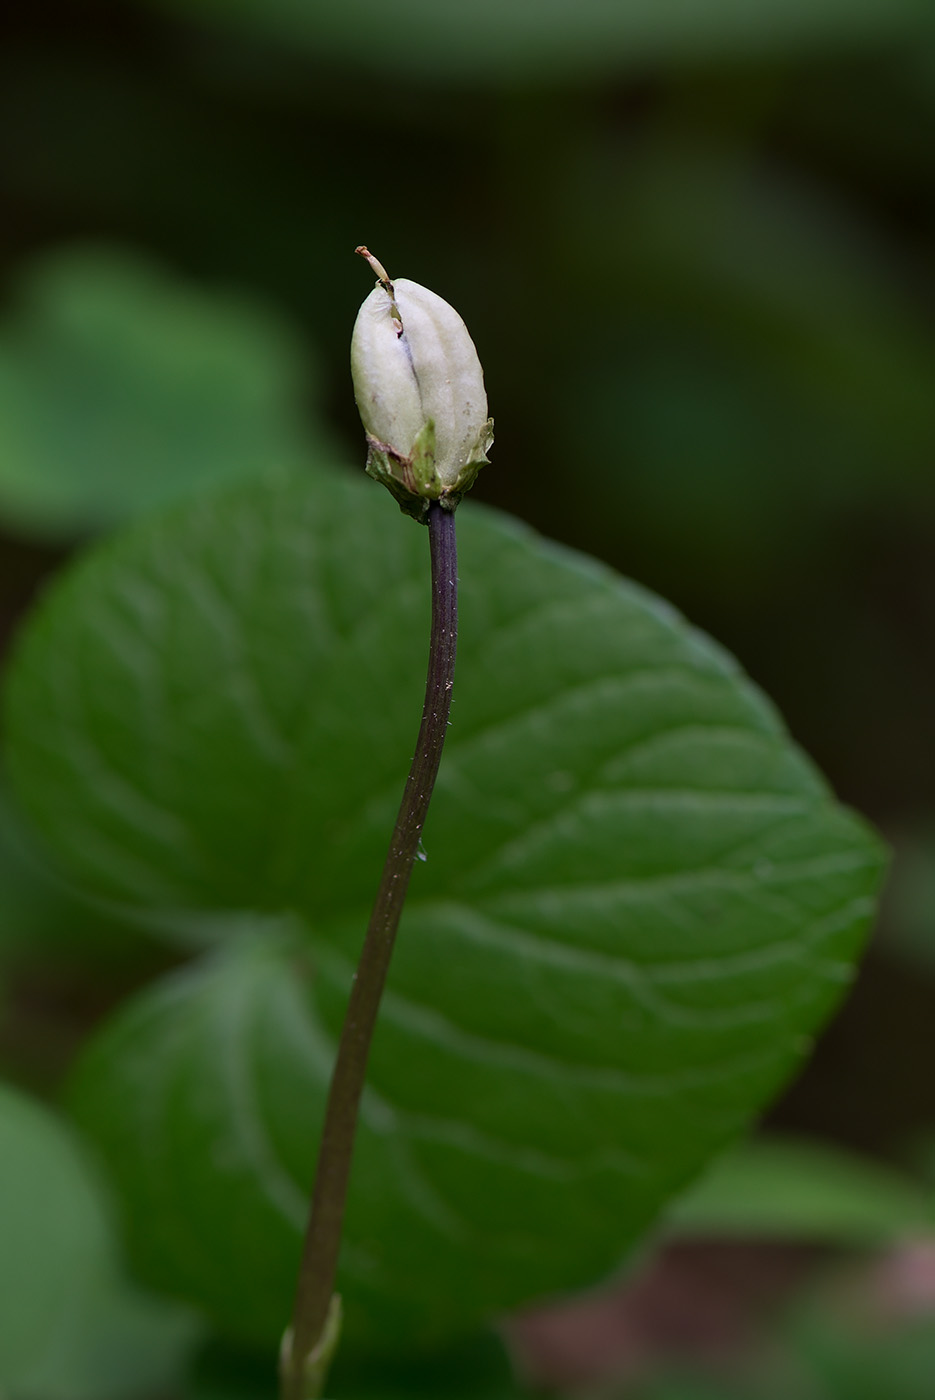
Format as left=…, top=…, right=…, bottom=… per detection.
left=364, top=443, right=432, bottom=523
left=363, top=417, right=493, bottom=523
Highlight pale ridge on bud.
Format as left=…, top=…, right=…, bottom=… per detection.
left=351, top=253, right=493, bottom=521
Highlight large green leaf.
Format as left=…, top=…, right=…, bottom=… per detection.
left=137, top=0, right=931, bottom=83
left=4, top=467, right=884, bottom=1349
left=0, top=247, right=331, bottom=537
left=0, top=1081, right=198, bottom=1399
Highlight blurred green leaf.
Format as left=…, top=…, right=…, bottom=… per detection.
left=0, top=1080, right=199, bottom=1399
left=136, top=0, right=932, bottom=83
left=669, top=1135, right=932, bottom=1243
left=624, top=1304, right=935, bottom=1400
left=556, top=141, right=935, bottom=581
left=0, top=247, right=333, bottom=538
left=0, top=1080, right=110, bottom=1387
left=2, top=467, right=884, bottom=1348
left=785, top=1311, right=935, bottom=1400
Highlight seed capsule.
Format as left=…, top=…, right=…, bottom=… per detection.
left=351, top=248, right=493, bottom=521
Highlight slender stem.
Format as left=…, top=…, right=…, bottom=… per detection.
left=282, top=503, right=458, bottom=1398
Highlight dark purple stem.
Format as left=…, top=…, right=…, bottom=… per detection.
left=283, top=503, right=458, bottom=1394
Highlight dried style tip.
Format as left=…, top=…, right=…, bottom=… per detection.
left=355, top=245, right=392, bottom=290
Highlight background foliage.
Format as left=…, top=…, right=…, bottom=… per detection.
left=0, top=0, right=933, bottom=1396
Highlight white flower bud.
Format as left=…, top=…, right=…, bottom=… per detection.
left=351, top=249, right=493, bottom=520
